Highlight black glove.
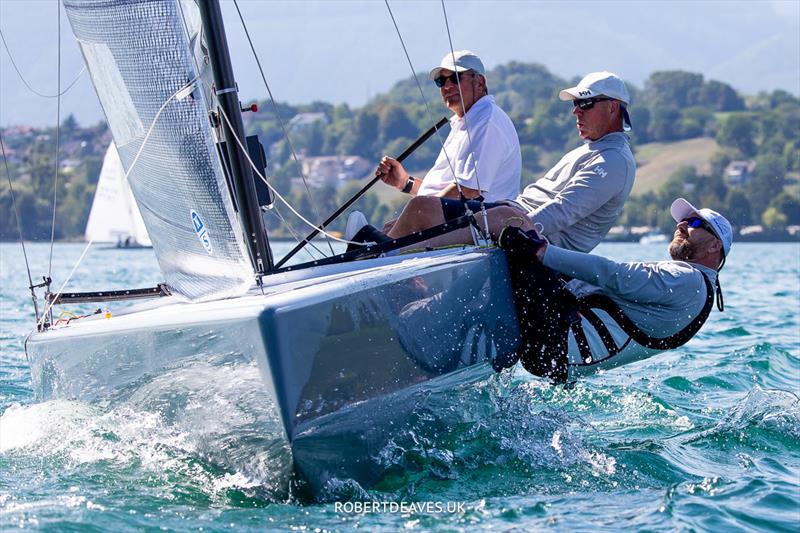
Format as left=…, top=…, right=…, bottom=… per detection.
left=496, top=225, right=546, bottom=260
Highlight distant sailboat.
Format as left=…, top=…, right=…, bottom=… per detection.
left=84, top=143, right=151, bottom=248
left=639, top=232, right=669, bottom=245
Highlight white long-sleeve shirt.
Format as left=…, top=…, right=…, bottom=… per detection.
left=542, top=245, right=718, bottom=379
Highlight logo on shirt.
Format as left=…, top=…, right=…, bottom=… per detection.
left=596, top=166, right=608, bottom=178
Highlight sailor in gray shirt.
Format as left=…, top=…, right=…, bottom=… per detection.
left=495, top=198, right=733, bottom=383
left=346, top=71, right=635, bottom=254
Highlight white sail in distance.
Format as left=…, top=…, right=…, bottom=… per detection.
left=85, top=142, right=151, bottom=247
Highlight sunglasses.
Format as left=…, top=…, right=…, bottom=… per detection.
left=682, top=216, right=718, bottom=238
left=434, top=70, right=471, bottom=88
left=572, top=96, right=613, bottom=111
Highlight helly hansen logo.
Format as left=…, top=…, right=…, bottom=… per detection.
left=596, top=166, right=608, bottom=178
left=578, top=90, right=592, bottom=96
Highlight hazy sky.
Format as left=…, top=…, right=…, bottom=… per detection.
left=1, top=0, right=799, bottom=128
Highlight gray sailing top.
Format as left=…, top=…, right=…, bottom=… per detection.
left=513, top=132, right=635, bottom=252
left=542, top=245, right=718, bottom=379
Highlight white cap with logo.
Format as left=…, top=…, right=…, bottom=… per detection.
left=670, top=197, right=733, bottom=257
left=559, top=71, right=630, bottom=104
left=429, top=50, right=486, bottom=80
left=560, top=71, right=632, bottom=131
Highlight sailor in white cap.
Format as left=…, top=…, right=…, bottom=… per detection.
left=346, top=71, right=636, bottom=256
left=372, top=50, right=521, bottom=204
left=493, top=198, right=733, bottom=382
left=344, top=51, right=521, bottom=247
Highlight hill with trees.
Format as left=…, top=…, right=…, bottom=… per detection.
left=1, top=63, right=798, bottom=242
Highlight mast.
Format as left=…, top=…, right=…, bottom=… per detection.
left=197, top=0, right=273, bottom=276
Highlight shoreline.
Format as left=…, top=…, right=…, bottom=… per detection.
left=2, top=236, right=799, bottom=245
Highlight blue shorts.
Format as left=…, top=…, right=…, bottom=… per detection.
left=439, top=198, right=506, bottom=221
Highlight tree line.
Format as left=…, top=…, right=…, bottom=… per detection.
left=1, top=63, right=797, bottom=241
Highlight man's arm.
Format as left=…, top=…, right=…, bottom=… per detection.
left=541, top=245, right=702, bottom=304
left=528, top=151, right=631, bottom=235
left=376, top=157, right=422, bottom=196
left=435, top=183, right=482, bottom=199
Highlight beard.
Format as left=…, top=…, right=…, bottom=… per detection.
left=668, top=236, right=697, bottom=261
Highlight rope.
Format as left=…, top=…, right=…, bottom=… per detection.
left=36, top=76, right=201, bottom=328
left=383, top=0, right=458, bottom=185
left=37, top=240, right=94, bottom=331
left=175, top=0, right=326, bottom=260
left=47, top=6, right=63, bottom=280
left=232, top=0, right=335, bottom=256
left=0, top=28, right=85, bottom=99
left=214, top=99, right=363, bottom=245
left=440, top=0, right=489, bottom=244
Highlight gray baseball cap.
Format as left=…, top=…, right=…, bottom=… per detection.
left=429, top=50, right=486, bottom=80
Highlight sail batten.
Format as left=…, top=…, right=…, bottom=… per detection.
left=65, top=0, right=254, bottom=300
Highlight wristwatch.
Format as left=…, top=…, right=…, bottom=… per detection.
left=401, top=176, right=415, bottom=194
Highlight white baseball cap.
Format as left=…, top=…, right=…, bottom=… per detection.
left=559, top=71, right=630, bottom=105
left=560, top=71, right=632, bottom=130
left=429, top=50, right=486, bottom=80
left=670, top=198, right=733, bottom=257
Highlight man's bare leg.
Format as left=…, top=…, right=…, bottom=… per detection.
left=386, top=196, right=447, bottom=238
left=395, top=205, right=535, bottom=251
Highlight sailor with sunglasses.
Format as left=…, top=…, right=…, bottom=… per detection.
left=373, top=50, right=521, bottom=204
left=346, top=71, right=635, bottom=255
left=493, top=198, right=733, bottom=383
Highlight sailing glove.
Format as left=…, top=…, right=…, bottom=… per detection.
left=497, top=225, right=547, bottom=260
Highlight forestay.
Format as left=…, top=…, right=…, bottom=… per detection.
left=64, top=0, right=254, bottom=300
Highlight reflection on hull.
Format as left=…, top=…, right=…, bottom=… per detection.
left=27, top=247, right=519, bottom=494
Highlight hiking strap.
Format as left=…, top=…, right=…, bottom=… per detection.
left=567, top=272, right=715, bottom=363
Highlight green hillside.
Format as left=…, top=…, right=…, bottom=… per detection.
left=633, top=138, right=724, bottom=195
left=2, top=64, right=798, bottom=240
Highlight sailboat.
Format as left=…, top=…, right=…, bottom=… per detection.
left=84, top=142, right=152, bottom=248
left=25, top=0, right=519, bottom=496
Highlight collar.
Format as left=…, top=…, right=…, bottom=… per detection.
left=450, top=94, right=494, bottom=126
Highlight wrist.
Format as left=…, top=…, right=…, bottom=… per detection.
left=401, top=176, right=415, bottom=194
left=535, top=242, right=548, bottom=262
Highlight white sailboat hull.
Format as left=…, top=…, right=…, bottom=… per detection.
left=27, top=247, right=519, bottom=494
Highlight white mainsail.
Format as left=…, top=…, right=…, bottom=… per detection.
left=84, top=142, right=151, bottom=247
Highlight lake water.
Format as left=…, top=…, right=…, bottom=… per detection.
left=1, top=241, right=798, bottom=531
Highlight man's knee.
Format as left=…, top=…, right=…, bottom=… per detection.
left=486, top=206, right=531, bottom=237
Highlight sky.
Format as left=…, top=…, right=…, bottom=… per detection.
left=1, top=0, right=799, bottom=128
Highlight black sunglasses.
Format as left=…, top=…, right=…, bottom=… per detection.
left=434, top=70, right=471, bottom=88
left=683, top=216, right=718, bottom=238
left=573, top=96, right=613, bottom=111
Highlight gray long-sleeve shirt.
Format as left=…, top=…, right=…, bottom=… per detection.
left=513, top=132, right=636, bottom=253
left=542, top=245, right=718, bottom=378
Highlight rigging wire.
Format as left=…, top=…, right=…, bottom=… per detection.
left=232, top=0, right=335, bottom=256
left=175, top=0, right=327, bottom=260
left=36, top=76, right=202, bottom=330
left=0, top=28, right=85, bottom=98
left=383, top=0, right=460, bottom=193
left=439, top=0, right=489, bottom=244
left=47, top=5, right=63, bottom=281
left=214, top=99, right=363, bottom=246
left=174, top=0, right=323, bottom=261
left=0, top=131, right=38, bottom=318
